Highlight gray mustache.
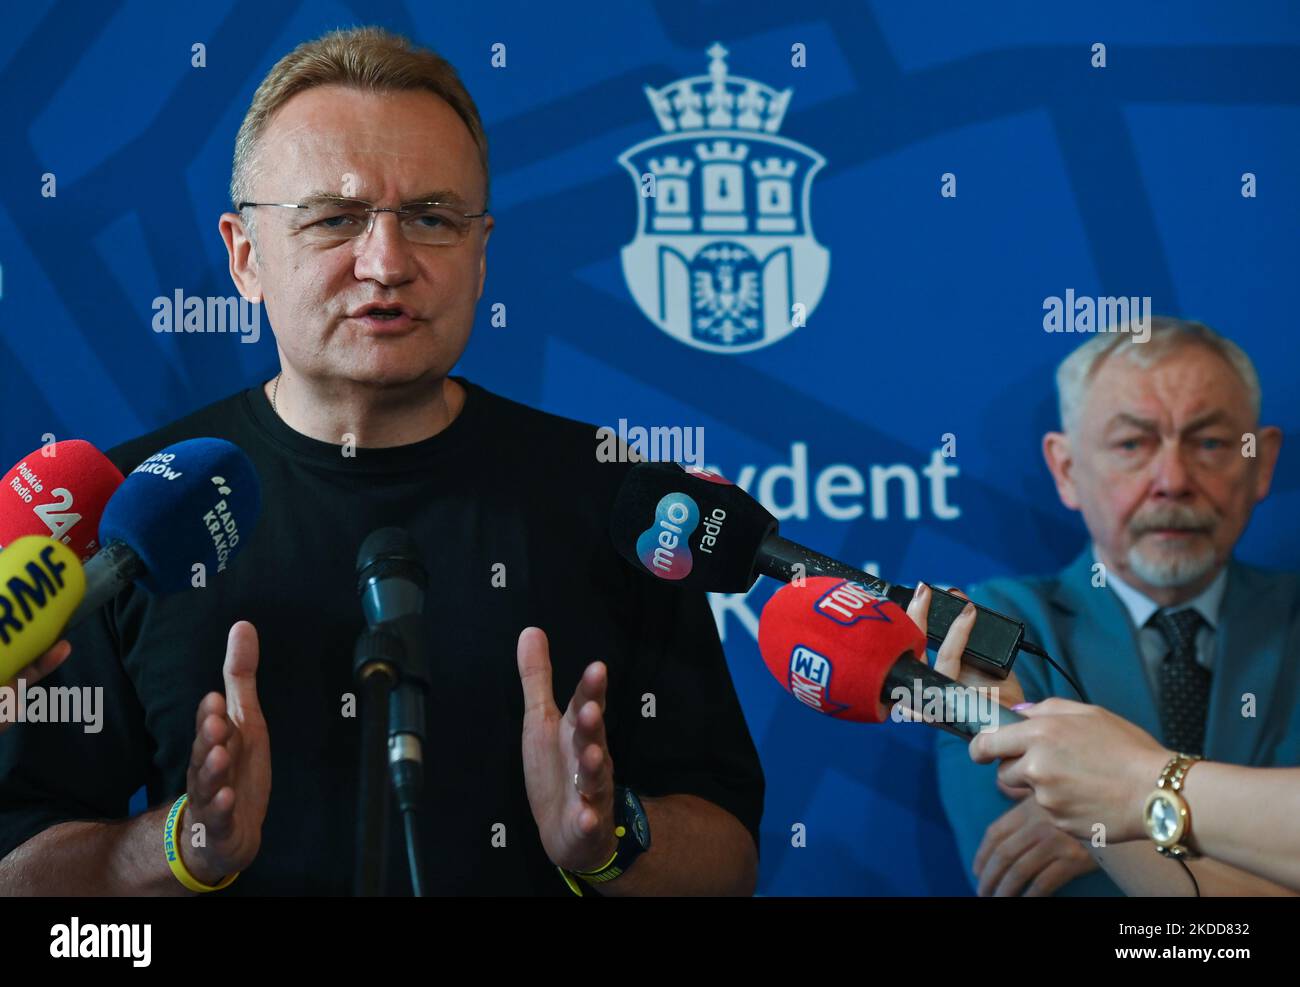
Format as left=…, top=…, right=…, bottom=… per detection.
left=1131, top=507, right=1217, bottom=535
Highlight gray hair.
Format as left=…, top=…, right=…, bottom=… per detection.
left=230, top=27, right=490, bottom=243
left=1055, top=316, right=1262, bottom=434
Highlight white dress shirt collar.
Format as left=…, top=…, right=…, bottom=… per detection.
left=1091, top=544, right=1228, bottom=631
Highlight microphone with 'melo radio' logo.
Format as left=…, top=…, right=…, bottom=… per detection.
left=610, top=461, right=1029, bottom=679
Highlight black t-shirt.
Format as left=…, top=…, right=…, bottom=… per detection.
left=0, top=379, right=764, bottom=895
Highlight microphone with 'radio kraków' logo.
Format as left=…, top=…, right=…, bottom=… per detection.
left=757, top=576, right=1024, bottom=738
left=0, top=536, right=85, bottom=682
left=0, top=440, right=125, bottom=562
left=610, top=461, right=1028, bottom=678
left=67, top=438, right=262, bottom=627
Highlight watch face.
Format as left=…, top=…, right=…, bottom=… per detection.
left=631, top=814, right=650, bottom=849
left=622, top=789, right=651, bottom=850
left=1147, top=795, right=1181, bottom=843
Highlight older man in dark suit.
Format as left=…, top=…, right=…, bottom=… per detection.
left=937, top=317, right=1298, bottom=896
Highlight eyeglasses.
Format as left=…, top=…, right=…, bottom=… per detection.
left=237, top=197, right=489, bottom=246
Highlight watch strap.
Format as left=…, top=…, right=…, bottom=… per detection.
left=1149, top=753, right=1202, bottom=859
left=1157, top=752, right=1201, bottom=793
left=558, top=786, right=649, bottom=895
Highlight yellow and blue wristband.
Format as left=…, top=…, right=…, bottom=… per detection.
left=164, top=794, right=240, bottom=893
left=557, top=831, right=626, bottom=896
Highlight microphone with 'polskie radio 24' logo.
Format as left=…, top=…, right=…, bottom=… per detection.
left=68, top=437, right=262, bottom=627
left=757, top=575, right=1024, bottom=739
left=0, top=440, right=125, bottom=562
left=609, top=461, right=1027, bottom=678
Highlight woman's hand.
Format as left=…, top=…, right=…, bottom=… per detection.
left=969, top=698, right=1172, bottom=843
left=904, top=583, right=1025, bottom=709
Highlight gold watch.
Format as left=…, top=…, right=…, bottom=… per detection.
left=1143, top=753, right=1202, bottom=859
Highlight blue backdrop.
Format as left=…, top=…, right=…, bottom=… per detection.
left=3, top=0, right=1298, bottom=895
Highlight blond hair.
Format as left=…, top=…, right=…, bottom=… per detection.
left=1055, top=316, right=1262, bottom=434
left=230, top=26, right=489, bottom=214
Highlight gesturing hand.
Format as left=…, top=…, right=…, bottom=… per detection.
left=516, top=626, right=617, bottom=873
left=178, top=621, right=272, bottom=886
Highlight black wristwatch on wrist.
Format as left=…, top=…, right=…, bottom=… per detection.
left=558, top=786, right=651, bottom=895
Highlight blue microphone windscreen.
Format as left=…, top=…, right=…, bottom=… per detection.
left=99, top=438, right=262, bottom=595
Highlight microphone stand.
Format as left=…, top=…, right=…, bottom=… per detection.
left=352, top=628, right=400, bottom=897
left=385, top=612, right=429, bottom=898
left=354, top=527, right=431, bottom=897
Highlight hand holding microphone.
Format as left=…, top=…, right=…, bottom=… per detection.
left=52, top=437, right=268, bottom=884
left=0, top=641, right=71, bottom=736
left=0, top=436, right=271, bottom=892
left=904, top=583, right=1025, bottom=712
left=2, top=436, right=263, bottom=775
left=0, top=440, right=124, bottom=727
left=0, top=535, right=87, bottom=727
left=969, top=700, right=1172, bottom=844
left=757, top=576, right=1025, bottom=737
left=904, top=587, right=1099, bottom=896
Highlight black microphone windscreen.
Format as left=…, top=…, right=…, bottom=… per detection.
left=356, top=526, right=427, bottom=594
left=609, top=462, right=777, bottom=593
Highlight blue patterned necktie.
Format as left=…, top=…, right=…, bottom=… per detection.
left=1151, top=608, right=1211, bottom=756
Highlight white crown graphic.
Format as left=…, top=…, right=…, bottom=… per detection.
left=643, top=43, right=792, bottom=134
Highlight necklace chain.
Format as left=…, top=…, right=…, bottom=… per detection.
left=272, top=372, right=282, bottom=413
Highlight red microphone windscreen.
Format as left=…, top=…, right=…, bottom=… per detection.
left=758, top=576, right=927, bottom=723
left=0, top=440, right=125, bottom=562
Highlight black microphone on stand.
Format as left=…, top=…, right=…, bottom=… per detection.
left=356, top=527, right=430, bottom=897
left=351, top=626, right=399, bottom=896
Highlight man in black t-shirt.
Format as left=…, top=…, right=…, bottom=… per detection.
left=0, top=27, right=763, bottom=895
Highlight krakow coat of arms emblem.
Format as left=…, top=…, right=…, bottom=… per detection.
left=618, top=43, right=831, bottom=354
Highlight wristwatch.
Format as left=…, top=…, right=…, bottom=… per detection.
left=558, top=786, right=651, bottom=895
left=1143, top=753, right=1202, bottom=859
